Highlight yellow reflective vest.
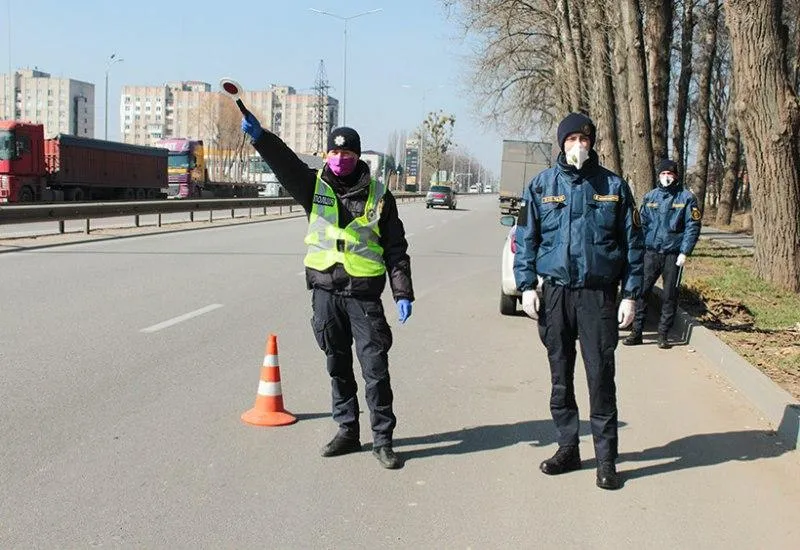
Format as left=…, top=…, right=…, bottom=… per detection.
left=304, top=171, right=386, bottom=277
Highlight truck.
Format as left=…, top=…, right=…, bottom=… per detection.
left=0, top=120, right=168, bottom=203
left=498, top=139, right=553, bottom=216
left=155, top=138, right=259, bottom=199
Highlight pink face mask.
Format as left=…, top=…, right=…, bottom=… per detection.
left=327, top=155, right=358, bottom=176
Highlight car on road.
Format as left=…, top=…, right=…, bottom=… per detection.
left=426, top=185, right=458, bottom=209
left=500, top=214, right=520, bottom=315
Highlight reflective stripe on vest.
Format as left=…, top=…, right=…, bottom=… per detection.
left=304, top=171, right=386, bottom=277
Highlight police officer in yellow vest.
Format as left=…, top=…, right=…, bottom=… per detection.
left=242, top=113, right=414, bottom=470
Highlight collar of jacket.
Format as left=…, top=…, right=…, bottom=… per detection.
left=656, top=180, right=682, bottom=195
left=556, top=149, right=600, bottom=180
left=322, top=160, right=372, bottom=198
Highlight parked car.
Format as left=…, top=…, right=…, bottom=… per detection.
left=500, top=214, right=520, bottom=315
left=426, top=185, right=458, bottom=209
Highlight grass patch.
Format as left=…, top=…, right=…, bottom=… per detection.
left=678, top=238, right=800, bottom=400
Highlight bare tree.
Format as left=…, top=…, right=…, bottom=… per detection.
left=726, top=0, right=800, bottom=291
left=586, top=0, right=622, bottom=173
left=418, top=111, right=456, bottom=187
left=715, top=103, right=741, bottom=226
left=672, top=0, right=696, bottom=177
left=643, top=0, right=674, bottom=162
left=691, top=0, right=720, bottom=212
left=620, top=0, right=655, bottom=197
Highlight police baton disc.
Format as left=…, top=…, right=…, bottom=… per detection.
left=219, top=77, right=250, bottom=116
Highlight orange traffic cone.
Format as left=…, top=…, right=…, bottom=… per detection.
left=241, top=333, right=297, bottom=426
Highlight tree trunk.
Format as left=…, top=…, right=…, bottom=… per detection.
left=691, top=0, right=720, bottom=213
left=586, top=0, right=623, bottom=174
left=726, top=0, right=800, bottom=291
left=620, top=0, right=655, bottom=197
left=672, top=0, right=695, bottom=177
left=716, top=106, right=741, bottom=226
left=643, top=0, right=673, bottom=163
left=556, top=0, right=585, bottom=112
left=611, top=4, right=631, bottom=175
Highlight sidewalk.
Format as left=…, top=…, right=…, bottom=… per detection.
left=648, top=223, right=799, bottom=449
left=701, top=224, right=754, bottom=250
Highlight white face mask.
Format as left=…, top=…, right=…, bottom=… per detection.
left=659, top=174, right=675, bottom=187
left=565, top=141, right=589, bottom=170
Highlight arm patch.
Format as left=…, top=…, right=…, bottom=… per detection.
left=517, top=203, right=528, bottom=227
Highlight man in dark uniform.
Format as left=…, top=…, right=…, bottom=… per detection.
left=623, top=159, right=701, bottom=349
left=513, top=112, right=644, bottom=490
left=242, top=112, right=414, bottom=470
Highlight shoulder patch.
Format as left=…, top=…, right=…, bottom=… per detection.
left=632, top=208, right=642, bottom=228
left=542, top=194, right=566, bottom=204
left=691, top=207, right=702, bottom=221
left=593, top=194, right=620, bottom=202
left=313, top=193, right=335, bottom=207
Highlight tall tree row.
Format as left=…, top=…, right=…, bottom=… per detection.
left=446, top=0, right=800, bottom=291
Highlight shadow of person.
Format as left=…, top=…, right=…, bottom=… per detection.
left=394, top=419, right=628, bottom=462
left=618, top=429, right=792, bottom=483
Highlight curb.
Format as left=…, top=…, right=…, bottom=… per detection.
left=649, top=286, right=799, bottom=450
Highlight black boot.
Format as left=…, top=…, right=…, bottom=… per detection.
left=321, top=432, right=361, bottom=457
left=540, top=445, right=581, bottom=475
left=657, top=334, right=671, bottom=349
left=623, top=331, right=642, bottom=346
left=596, top=460, right=620, bottom=490
left=372, top=444, right=402, bottom=469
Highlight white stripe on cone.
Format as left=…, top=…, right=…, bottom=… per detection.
left=263, top=355, right=279, bottom=367
left=257, top=380, right=283, bottom=397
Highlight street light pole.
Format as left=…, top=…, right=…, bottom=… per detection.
left=104, top=53, right=123, bottom=140
left=309, top=8, right=382, bottom=126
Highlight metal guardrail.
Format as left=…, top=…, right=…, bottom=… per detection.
left=0, top=194, right=426, bottom=234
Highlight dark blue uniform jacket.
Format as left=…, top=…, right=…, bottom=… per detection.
left=513, top=152, right=644, bottom=299
left=640, top=182, right=702, bottom=255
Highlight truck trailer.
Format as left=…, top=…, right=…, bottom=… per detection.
left=0, top=120, right=168, bottom=203
left=498, top=140, right=553, bottom=216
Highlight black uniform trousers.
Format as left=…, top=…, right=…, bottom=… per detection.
left=310, top=288, right=396, bottom=447
left=631, top=250, right=681, bottom=337
left=537, top=283, right=619, bottom=462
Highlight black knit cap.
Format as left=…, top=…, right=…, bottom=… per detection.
left=656, top=158, right=679, bottom=176
left=557, top=112, right=596, bottom=151
left=327, top=126, right=361, bottom=156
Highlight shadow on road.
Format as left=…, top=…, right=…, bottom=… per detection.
left=618, top=429, right=793, bottom=484
left=394, top=420, right=627, bottom=461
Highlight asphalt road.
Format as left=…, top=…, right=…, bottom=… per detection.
left=1, top=195, right=797, bottom=548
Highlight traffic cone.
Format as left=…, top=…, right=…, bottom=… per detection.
left=241, top=333, right=297, bottom=427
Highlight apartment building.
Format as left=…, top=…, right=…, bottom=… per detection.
left=0, top=68, right=95, bottom=138
left=120, top=81, right=338, bottom=154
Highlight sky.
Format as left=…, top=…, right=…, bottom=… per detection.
left=0, top=0, right=536, bottom=179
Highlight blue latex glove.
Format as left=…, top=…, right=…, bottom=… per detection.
left=241, top=112, right=263, bottom=141
left=397, top=299, right=412, bottom=324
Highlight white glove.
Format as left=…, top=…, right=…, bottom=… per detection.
left=676, top=253, right=687, bottom=267
left=522, top=289, right=540, bottom=319
left=617, top=298, right=636, bottom=328
left=536, top=275, right=544, bottom=291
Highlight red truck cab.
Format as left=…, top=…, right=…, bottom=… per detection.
left=0, top=121, right=46, bottom=202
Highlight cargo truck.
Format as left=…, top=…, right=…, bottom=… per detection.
left=498, top=140, right=552, bottom=216
left=155, top=138, right=260, bottom=199
left=0, top=120, right=168, bottom=203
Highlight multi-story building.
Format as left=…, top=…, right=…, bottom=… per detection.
left=0, top=68, right=95, bottom=138
left=120, top=81, right=338, bottom=155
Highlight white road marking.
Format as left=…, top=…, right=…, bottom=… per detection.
left=426, top=225, right=435, bottom=230
left=297, top=271, right=305, bottom=275
left=140, top=304, right=223, bottom=333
